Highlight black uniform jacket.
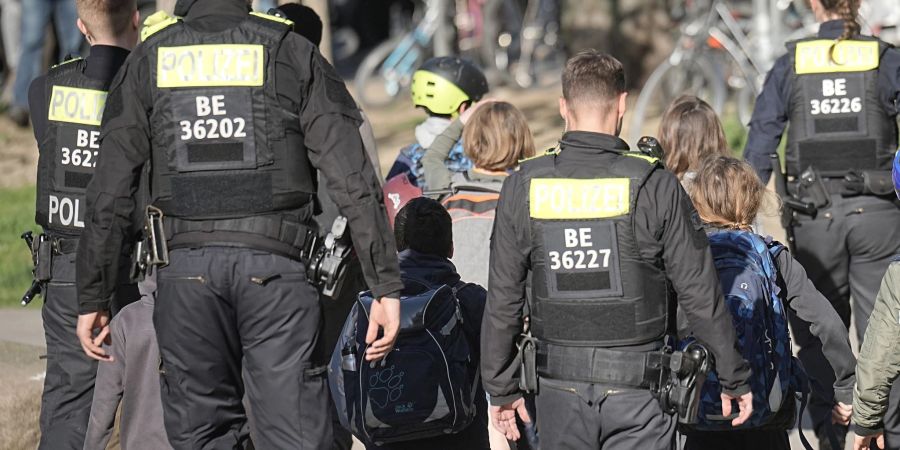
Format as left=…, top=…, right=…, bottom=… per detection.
left=76, top=0, right=403, bottom=313
left=744, top=20, right=900, bottom=183
left=481, top=131, right=752, bottom=405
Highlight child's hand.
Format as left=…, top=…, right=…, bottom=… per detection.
left=832, top=402, right=852, bottom=425
left=460, top=99, right=497, bottom=125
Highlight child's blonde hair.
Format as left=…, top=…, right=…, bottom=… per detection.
left=658, top=95, right=729, bottom=179
left=688, top=156, right=764, bottom=231
left=462, top=102, right=535, bottom=171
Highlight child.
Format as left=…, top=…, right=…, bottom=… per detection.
left=385, top=56, right=489, bottom=190
left=83, top=272, right=171, bottom=450
left=657, top=95, right=730, bottom=190
left=851, top=151, right=900, bottom=450
left=420, top=101, right=535, bottom=288
left=684, top=156, right=855, bottom=450
left=368, top=197, right=490, bottom=450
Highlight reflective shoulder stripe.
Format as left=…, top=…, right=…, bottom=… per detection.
left=141, top=11, right=180, bottom=42
left=520, top=146, right=560, bottom=164
left=795, top=39, right=880, bottom=74
left=47, top=85, right=108, bottom=126
left=623, top=152, right=659, bottom=164
left=156, top=44, right=265, bottom=88
left=249, top=11, right=295, bottom=28
left=51, top=56, right=83, bottom=69
left=529, top=178, right=631, bottom=219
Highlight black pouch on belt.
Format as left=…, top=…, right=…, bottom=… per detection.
left=842, top=170, right=894, bottom=197
left=35, top=236, right=53, bottom=281
left=518, top=333, right=538, bottom=394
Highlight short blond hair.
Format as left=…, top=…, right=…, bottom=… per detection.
left=462, top=101, right=535, bottom=171
left=76, top=0, right=136, bottom=38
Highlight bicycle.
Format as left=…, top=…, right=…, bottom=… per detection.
left=481, top=0, right=564, bottom=89
left=353, top=0, right=564, bottom=109
left=627, top=0, right=815, bottom=143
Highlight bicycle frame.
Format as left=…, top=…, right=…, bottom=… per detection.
left=378, top=0, right=443, bottom=96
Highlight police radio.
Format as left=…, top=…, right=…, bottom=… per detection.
left=307, top=216, right=356, bottom=299
left=636, top=136, right=665, bottom=162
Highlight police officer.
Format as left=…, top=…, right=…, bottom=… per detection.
left=74, top=0, right=403, bottom=448
left=26, top=1, right=140, bottom=448
left=743, top=0, right=900, bottom=445
left=481, top=51, right=753, bottom=450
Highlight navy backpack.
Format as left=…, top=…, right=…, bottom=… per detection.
left=328, top=277, right=478, bottom=446
left=685, top=230, right=810, bottom=431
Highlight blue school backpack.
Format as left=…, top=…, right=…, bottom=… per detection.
left=385, top=142, right=473, bottom=190
left=686, top=230, right=809, bottom=431
left=328, top=277, right=478, bottom=446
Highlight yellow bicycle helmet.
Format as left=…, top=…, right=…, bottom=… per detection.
left=411, top=57, right=489, bottom=116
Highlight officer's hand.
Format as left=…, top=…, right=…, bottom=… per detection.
left=76, top=311, right=113, bottom=362
left=832, top=402, right=852, bottom=425
left=720, top=391, right=753, bottom=426
left=489, top=397, right=531, bottom=441
left=365, top=297, right=400, bottom=361
left=854, top=432, right=885, bottom=450
left=460, top=98, right=497, bottom=125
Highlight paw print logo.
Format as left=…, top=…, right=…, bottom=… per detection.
left=368, top=365, right=405, bottom=409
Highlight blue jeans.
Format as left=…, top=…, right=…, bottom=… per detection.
left=12, top=0, right=83, bottom=109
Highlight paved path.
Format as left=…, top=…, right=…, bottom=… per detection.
left=0, top=308, right=44, bottom=348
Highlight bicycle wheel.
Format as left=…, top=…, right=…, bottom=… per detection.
left=627, top=53, right=727, bottom=144
left=353, top=37, right=426, bottom=109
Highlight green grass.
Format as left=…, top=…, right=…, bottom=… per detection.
left=0, top=186, right=40, bottom=308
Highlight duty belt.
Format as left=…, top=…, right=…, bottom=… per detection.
left=164, top=215, right=318, bottom=260
left=536, top=341, right=667, bottom=389
left=51, top=237, right=79, bottom=255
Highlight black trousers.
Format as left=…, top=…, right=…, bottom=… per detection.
left=789, top=194, right=900, bottom=440
left=38, top=251, right=97, bottom=450
left=535, top=378, right=675, bottom=450
left=154, top=247, right=331, bottom=450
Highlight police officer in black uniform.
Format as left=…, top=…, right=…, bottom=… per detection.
left=743, top=0, right=900, bottom=445
left=27, top=1, right=139, bottom=448
left=74, top=0, right=404, bottom=448
left=482, top=51, right=754, bottom=450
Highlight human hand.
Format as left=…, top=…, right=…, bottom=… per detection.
left=365, top=297, right=400, bottom=361
left=720, top=391, right=753, bottom=426
left=832, top=402, right=852, bottom=425
left=460, top=98, right=497, bottom=125
left=489, top=397, right=531, bottom=441
left=76, top=311, right=112, bottom=362
left=854, top=432, right=884, bottom=450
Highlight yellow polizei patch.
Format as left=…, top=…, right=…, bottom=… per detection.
left=47, top=86, right=107, bottom=126
left=795, top=40, right=880, bottom=74
left=530, top=178, right=630, bottom=219
left=157, top=44, right=264, bottom=88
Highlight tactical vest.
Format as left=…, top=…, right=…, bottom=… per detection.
left=522, top=153, right=669, bottom=347
left=143, top=12, right=315, bottom=221
left=36, top=57, right=111, bottom=235
left=786, top=37, right=898, bottom=177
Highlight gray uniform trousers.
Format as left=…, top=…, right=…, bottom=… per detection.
left=154, top=247, right=331, bottom=450
left=39, top=251, right=97, bottom=450
left=534, top=377, right=675, bottom=450
left=789, top=194, right=900, bottom=442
